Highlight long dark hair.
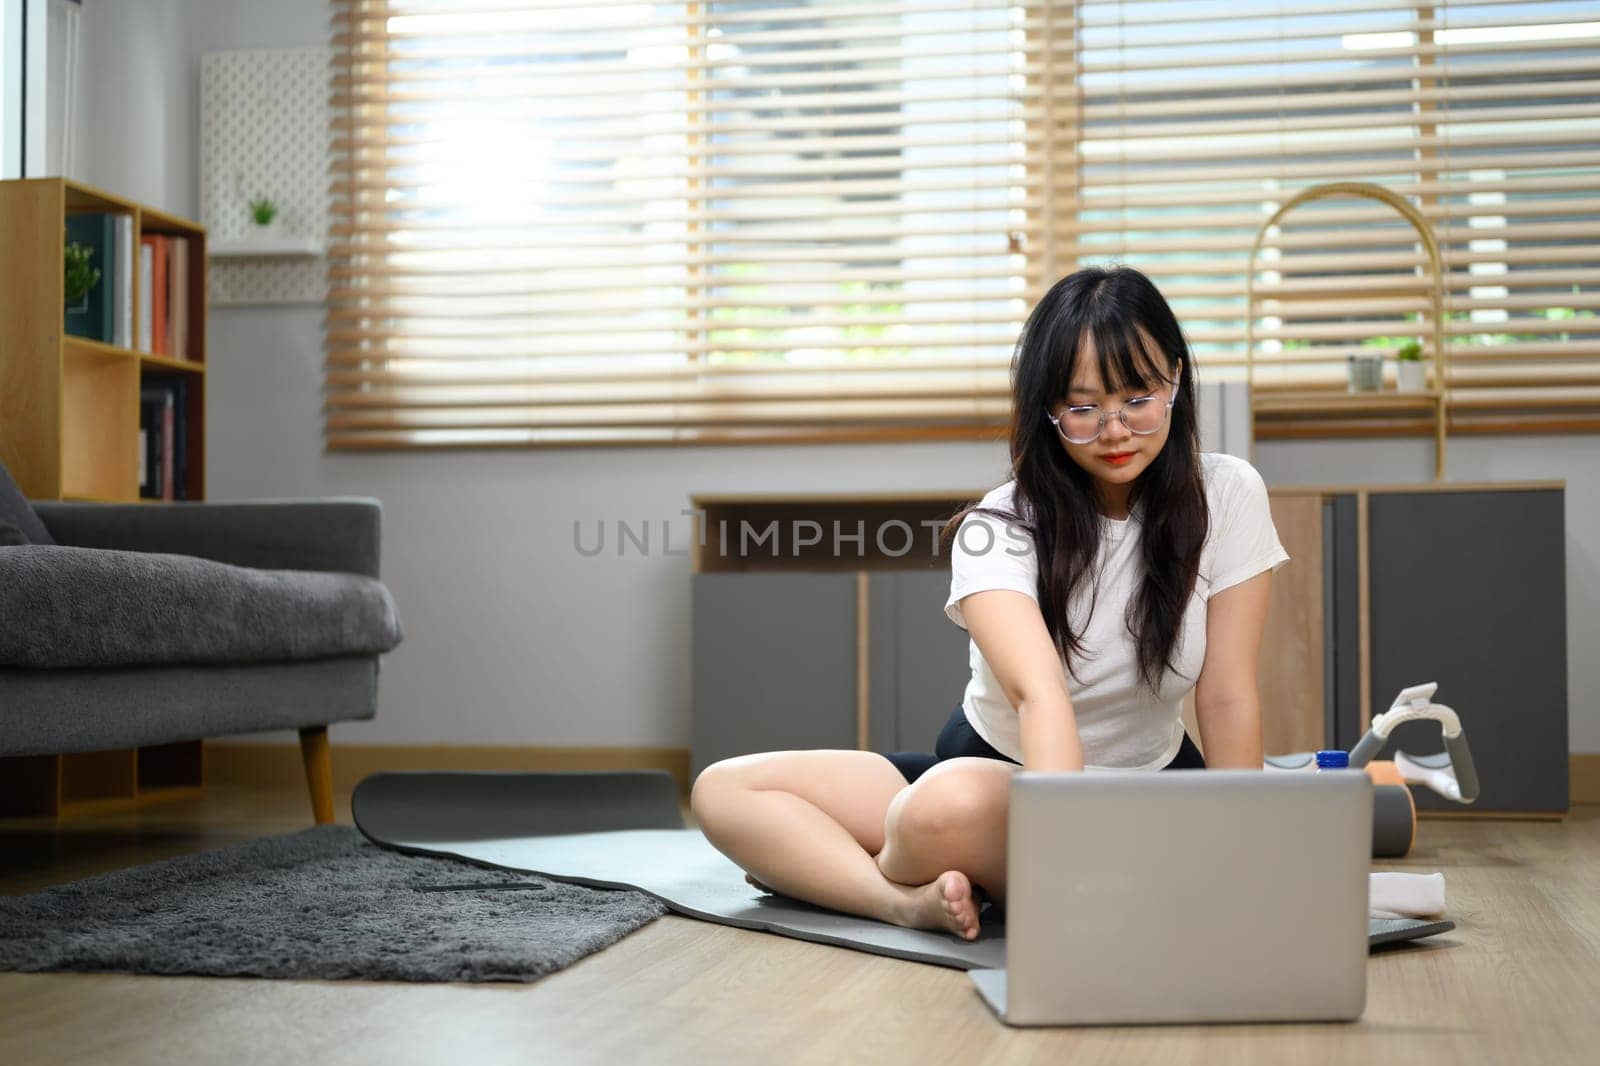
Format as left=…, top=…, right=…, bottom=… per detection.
left=943, top=266, right=1209, bottom=694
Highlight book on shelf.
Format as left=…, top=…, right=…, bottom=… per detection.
left=138, top=234, right=195, bottom=360
left=138, top=242, right=154, bottom=352
left=138, top=376, right=190, bottom=501
left=64, top=212, right=117, bottom=343
left=139, top=389, right=170, bottom=500
left=147, top=235, right=168, bottom=356
left=114, top=215, right=134, bottom=348
left=170, top=238, right=189, bottom=359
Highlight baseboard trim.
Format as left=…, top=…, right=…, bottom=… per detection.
left=204, top=746, right=1600, bottom=807
left=1416, top=809, right=1566, bottom=821
left=206, top=743, right=692, bottom=797
left=1573, top=754, right=1600, bottom=806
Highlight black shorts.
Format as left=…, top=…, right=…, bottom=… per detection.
left=883, top=703, right=1207, bottom=785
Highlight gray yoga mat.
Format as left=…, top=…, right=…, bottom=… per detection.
left=351, top=770, right=1454, bottom=971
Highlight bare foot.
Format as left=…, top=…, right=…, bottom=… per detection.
left=745, top=872, right=776, bottom=895
left=898, top=870, right=981, bottom=941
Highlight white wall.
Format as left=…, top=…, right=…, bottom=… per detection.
left=41, top=0, right=188, bottom=210
left=61, top=0, right=1600, bottom=755
left=202, top=305, right=1014, bottom=749
left=42, top=0, right=72, bottom=176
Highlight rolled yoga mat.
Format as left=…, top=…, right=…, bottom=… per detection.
left=352, top=770, right=1454, bottom=971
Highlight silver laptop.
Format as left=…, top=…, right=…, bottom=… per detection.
left=969, top=769, right=1372, bottom=1026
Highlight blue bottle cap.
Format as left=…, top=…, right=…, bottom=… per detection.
left=1315, top=749, right=1350, bottom=769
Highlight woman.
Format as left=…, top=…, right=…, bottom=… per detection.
left=690, top=266, right=1290, bottom=943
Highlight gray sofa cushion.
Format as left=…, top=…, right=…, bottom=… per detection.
left=0, top=521, right=28, bottom=547
left=0, top=465, right=53, bottom=545
left=0, top=545, right=403, bottom=669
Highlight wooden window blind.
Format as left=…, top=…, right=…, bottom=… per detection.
left=328, top=1, right=1599, bottom=449
left=327, top=0, right=1044, bottom=447
left=1071, top=0, right=1600, bottom=438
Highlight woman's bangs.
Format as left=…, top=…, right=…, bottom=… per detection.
left=1089, top=321, right=1167, bottom=396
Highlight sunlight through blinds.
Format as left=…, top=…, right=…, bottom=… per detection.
left=327, top=0, right=1054, bottom=447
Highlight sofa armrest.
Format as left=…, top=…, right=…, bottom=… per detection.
left=31, top=499, right=384, bottom=578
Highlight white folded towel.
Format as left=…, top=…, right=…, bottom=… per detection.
left=1369, top=871, right=1447, bottom=919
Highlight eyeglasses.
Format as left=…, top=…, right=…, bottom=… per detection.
left=1046, top=381, right=1178, bottom=445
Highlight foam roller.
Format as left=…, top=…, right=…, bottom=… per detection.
left=1371, top=783, right=1417, bottom=858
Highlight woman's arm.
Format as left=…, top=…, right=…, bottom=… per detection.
left=1193, top=570, right=1274, bottom=769
left=959, top=589, right=1085, bottom=772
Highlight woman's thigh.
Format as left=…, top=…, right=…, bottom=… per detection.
left=690, top=749, right=910, bottom=856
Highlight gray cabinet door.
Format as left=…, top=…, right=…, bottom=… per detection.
left=893, top=571, right=974, bottom=752
left=691, top=573, right=859, bottom=779
left=1330, top=495, right=1362, bottom=751
left=867, top=572, right=973, bottom=754
left=1367, top=491, right=1567, bottom=812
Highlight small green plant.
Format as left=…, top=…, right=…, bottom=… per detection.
left=249, top=196, right=279, bottom=226
left=64, top=241, right=101, bottom=303
left=1396, top=340, right=1422, bottom=362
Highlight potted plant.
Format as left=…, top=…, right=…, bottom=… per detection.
left=1395, top=339, right=1426, bottom=393
left=64, top=241, right=100, bottom=312
left=248, top=195, right=281, bottom=238
left=63, top=241, right=103, bottom=339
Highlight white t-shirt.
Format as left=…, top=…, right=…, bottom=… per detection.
left=943, top=452, right=1290, bottom=770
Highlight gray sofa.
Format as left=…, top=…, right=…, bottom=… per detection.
left=0, top=462, right=403, bottom=822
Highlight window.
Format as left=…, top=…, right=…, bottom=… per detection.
left=1073, top=0, right=1600, bottom=438
left=328, top=0, right=1041, bottom=447
left=328, top=1, right=1600, bottom=448
left=2, top=0, right=26, bottom=179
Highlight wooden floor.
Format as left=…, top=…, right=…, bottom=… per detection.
left=3, top=787, right=1599, bottom=1066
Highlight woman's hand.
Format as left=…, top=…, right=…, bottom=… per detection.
left=1194, top=570, right=1272, bottom=769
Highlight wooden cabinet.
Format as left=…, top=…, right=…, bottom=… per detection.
left=1363, top=488, right=1567, bottom=814
left=688, top=493, right=974, bottom=778
left=0, top=178, right=207, bottom=503
left=867, top=571, right=975, bottom=754
left=1242, top=483, right=1567, bottom=815
left=691, top=569, right=973, bottom=778
left=691, top=573, right=861, bottom=778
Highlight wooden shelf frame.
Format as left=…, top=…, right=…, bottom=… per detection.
left=0, top=177, right=212, bottom=818
left=1, top=177, right=208, bottom=503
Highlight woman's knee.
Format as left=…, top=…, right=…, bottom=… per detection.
left=888, top=760, right=1010, bottom=842
left=689, top=758, right=748, bottom=828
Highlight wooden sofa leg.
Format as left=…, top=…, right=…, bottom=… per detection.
left=298, top=726, right=335, bottom=825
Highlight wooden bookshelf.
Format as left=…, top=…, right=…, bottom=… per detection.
left=0, top=177, right=209, bottom=817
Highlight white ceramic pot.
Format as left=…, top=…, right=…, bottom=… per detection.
left=1396, top=360, right=1427, bottom=393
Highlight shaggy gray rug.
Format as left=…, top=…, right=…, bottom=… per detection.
left=0, top=825, right=667, bottom=982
